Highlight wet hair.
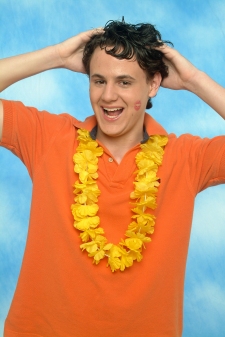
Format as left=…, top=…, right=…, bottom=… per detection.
left=83, top=18, right=173, bottom=109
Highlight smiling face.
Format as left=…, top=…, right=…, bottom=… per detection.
left=89, top=47, right=161, bottom=146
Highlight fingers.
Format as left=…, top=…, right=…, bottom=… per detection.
left=93, top=27, right=104, bottom=34
left=86, top=27, right=104, bottom=38
left=81, top=27, right=104, bottom=42
left=154, top=43, right=173, bottom=53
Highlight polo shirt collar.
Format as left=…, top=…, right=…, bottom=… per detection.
left=73, top=113, right=168, bottom=143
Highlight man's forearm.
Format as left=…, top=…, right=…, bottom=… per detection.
left=0, top=45, right=62, bottom=92
left=185, top=70, right=225, bottom=120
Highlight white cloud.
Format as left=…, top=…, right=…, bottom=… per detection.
left=167, top=105, right=224, bottom=137
left=151, top=87, right=224, bottom=138
left=184, top=188, right=225, bottom=336
left=0, top=187, right=29, bottom=252
left=0, top=188, right=29, bottom=335
left=2, top=71, right=63, bottom=108
left=191, top=186, right=225, bottom=252
left=184, top=281, right=225, bottom=336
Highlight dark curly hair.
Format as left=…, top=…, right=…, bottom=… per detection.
left=83, top=19, right=173, bottom=109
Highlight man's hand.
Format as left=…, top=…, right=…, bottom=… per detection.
left=55, top=28, right=104, bottom=73
left=157, top=45, right=199, bottom=91
left=158, top=45, right=225, bottom=119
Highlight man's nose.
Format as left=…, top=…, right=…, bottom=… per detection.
left=101, top=83, right=118, bottom=102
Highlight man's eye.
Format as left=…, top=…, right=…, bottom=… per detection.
left=121, top=81, right=131, bottom=86
left=95, top=80, right=104, bottom=85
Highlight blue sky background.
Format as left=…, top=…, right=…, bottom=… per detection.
left=0, top=0, right=225, bottom=336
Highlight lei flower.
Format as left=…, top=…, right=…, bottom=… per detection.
left=71, top=129, right=168, bottom=272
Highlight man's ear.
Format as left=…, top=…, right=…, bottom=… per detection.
left=148, top=72, right=162, bottom=97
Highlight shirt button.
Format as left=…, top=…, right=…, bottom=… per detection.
left=108, top=157, right=113, bottom=163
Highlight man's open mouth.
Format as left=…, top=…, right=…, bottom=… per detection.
left=102, top=107, right=123, bottom=119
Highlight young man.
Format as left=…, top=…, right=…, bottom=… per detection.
left=0, top=20, right=225, bottom=337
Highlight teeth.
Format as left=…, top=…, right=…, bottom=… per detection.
left=103, top=108, right=122, bottom=112
left=102, top=107, right=123, bottom=120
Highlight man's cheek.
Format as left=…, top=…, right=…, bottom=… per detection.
left=134, top=100, right=141, bottom=111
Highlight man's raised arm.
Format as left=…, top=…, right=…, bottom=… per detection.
left=159, top=45, right=225, bottom=120
left=0, top=101, right=3, bottom=141
left=0, top=28, right=103, bottom=141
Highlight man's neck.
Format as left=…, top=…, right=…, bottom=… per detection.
left=96, top=131, right=143, bottom=164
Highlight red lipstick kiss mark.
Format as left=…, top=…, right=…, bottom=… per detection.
left=134, top=100, right=141, bottom=111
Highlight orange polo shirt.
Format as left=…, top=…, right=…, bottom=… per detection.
left=1, top=99, right=225, bottom=337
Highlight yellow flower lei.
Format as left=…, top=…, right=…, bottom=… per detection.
left=71, top=129, right=168, bottom=272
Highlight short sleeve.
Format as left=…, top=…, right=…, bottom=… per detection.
left=185, top=135, right=225, bottom=194
left=0, top=100, right=70, bottom=179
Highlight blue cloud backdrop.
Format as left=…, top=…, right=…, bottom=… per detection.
left=0, top=0, right=225, bottom=336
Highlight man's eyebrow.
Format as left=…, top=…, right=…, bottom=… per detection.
left=91, top=74, right=135, bottom=80
left=91, top=74, right=105, bottom=79
left=116, top=75, right=135, bottom=80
